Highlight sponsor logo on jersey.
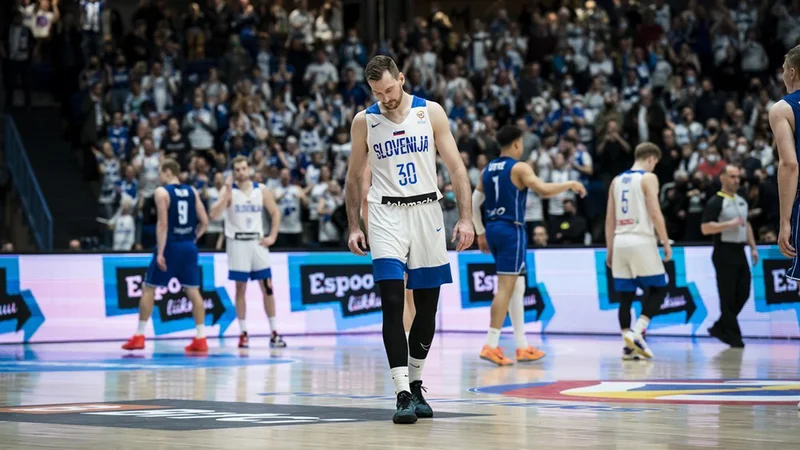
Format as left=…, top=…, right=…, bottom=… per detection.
left=0, top=258, right=44, bottom=342
left=457, top=252, right=554, bottom=330
left=594, top=247, right=707, bottom=332
left=416, top=110, right=425, bottom=119
left=470, top=380, right=800, bottom=405
left=288, top=254, right=382, bottom=330
left=102, top=255, right=235, bottom=336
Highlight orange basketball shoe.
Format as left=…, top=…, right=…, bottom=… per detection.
left=185, top=338, right=209, bottom=352
left=516, top=346, right=546, bottom=362
left=122, top=335, right=145, bottom=350
left=480, top=345, right=514, bottom=366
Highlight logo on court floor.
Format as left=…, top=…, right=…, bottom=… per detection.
left=471, top=380, right=800, bottom=405
left=594, top=247, right=707, bottom=332
left=102, top=255, right=235, bottom=336
left=0, top=399, right=485, bottom=429
left=753, top=247, right=800, bottom=325
left=287, top=253, right=382, bottom=330
left=457, top=252, right=554, bottom=330
left=0, top=257, right=44, bottom=342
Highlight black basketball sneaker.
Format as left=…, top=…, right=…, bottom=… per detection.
left=410, top=380, right=433, bottom=418
left=393, top=391, right=417, bottom=424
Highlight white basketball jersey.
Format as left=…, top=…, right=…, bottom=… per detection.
left=613, top=170, right=654, bottom=237
left=365, top=96, right=442, bottom=205
left=225, top=182, right=264, bottom=239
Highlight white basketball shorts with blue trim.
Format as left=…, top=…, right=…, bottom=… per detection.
left=611, top=234, right=667, bottom=292
left=368, top=201, right=452, bottom=289
left=226, top=237, right=272, bottom=282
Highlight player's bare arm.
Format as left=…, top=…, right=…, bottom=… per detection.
left=471, top=170, right=489, bottom=253
left=747, top=221, right=759, bottom=265
left=512, top=161, right=587, bottom=198
left=209, top=177, right=233, bottom=220
left=261, top=186, right=282, bottom=247
left=154, top=187, right=170, bottom=271
left=428, top=101, right=474, bottom=251
left=361, top=165, right=372, bottom=233
left=642, top=173, right=672, bottom=262
left=604, top=177, right=616, bottom=268
left=771, top=100, right=799, bottom=258
left=345, top=110, right=369, bottom=255
left=191, top=186, right=208, bottom=242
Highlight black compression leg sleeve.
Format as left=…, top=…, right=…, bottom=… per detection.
left=408, top=287, right=440, bottom=360
left=618, top=291, right=636, bottom=330
left=642, top=286, right=666, bottom=320
left=378, top=279, right=407, bottom=368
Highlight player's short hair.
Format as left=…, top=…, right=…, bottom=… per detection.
left=496, top=125, right=523, bottom=149
left=232, top=155, right=249, bottom=167
left=159, top=159, right=181, bottom=176
left=365, top=55, right=400, bottom=82
left=786, top=45, right=800, bottom=72
left=634, top=142, right=662, bottom=161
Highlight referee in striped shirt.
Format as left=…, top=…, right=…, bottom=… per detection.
left=700, top=165, right=758, bottom=348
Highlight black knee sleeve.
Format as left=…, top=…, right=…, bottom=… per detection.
left=642, top=286, right=666, bottom=319
left=378, top=279, right=407, bottom=368
left=261, top=278, right=273, bottom=296
left=408, top=287, right=440, bottom=360
left=618, top=291, right=635, bottom=330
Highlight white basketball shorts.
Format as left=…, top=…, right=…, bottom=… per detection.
left=226, top=237, right=272, bottom=282
left=367, top=201, right=452, bottom=289
left=611, top=233, right=667, bottom=292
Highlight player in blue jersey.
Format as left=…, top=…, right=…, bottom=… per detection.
left=122, top=159, right=210, bottom=353
left=773, top=46, right=800, bottom=270
left=472, top=125, right=586, bottom=366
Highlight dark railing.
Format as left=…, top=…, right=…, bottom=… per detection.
left=4, top=116, right=53, bottom=250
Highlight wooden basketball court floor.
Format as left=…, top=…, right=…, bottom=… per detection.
left=0, top=333, right=798, bottom=449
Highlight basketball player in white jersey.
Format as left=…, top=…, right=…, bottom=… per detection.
left=361, top=165, right=416, bottom=334
left=345, top=55, right=474, bottom=424
left=210, top=156, right=286, bottom=348
left=605, top=143, right=672, bottom=360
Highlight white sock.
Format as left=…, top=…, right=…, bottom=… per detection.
left=196, top=324, right=205, bottom=339
left=136, top=320, right=147, bottom=335
left=508, top=276, right=529, bottom=349
left=390, top=366, right=410, bottom=394
left=239, top=319, right=247, bottom=334
left=485, top=328, right=501, bottom=348
left=409, top=356, right=425, bottom=382
left=633, top=317, right=650, bottom=335
left=268, top=316, right=277, bottom=333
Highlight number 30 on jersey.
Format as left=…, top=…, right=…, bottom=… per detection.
left=396, top=162, right=418, bottom=186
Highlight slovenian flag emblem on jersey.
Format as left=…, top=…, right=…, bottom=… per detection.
left=393, top=130, right=406, bottom=136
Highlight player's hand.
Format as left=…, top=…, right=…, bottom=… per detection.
left=570, top=181, right=587, bottom=198
left=452, top=218, right=475, bottom=252
left=778, top=222, right=796, bottom=258
left=225, top=175, right=233, bottom=191
left=477, top=234, right=490, bottom=254
left=606, top=250, right=612, bottom=268
left=348, top=229, right=368, bottom=256
left=157, top=254, right=167, bottom=272
left=261, top=235, right=276, bottom=247
left=662, top=242, right=672, bottom=263
left=751, top=247, right=759, bottom=265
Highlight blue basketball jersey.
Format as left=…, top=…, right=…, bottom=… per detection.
left=782, top=90, right=800, bottom=280
left=164, top=184, right=197, bottom=242
left=482, top=156, right=526, bottom=224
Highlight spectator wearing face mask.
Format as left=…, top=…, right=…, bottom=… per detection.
left=698, top=146, right=727, bottom=178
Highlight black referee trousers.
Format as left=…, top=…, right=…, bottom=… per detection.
left=711, top=244, right=750, bottom=339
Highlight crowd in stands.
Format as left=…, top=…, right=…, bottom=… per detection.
left=4, top=0, right=795, bottom=251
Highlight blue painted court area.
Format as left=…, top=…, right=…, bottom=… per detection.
left=0, top=346, right=294, bottom=373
